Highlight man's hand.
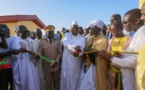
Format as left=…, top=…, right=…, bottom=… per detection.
left=92, top=50, right=100, bottom=55
left=114, top=51, right=122, bottom=58
left=98, top=50, right=111, bottom=60
left=7, top=50, right=20, bottom=55
left=51, top=61, right=58, bottom=68
left=20, top=48, right=27, bottom=52
left=75, top=46, right=82, bottom=52
left=27, top=50, right=34, bottom=55
left=11, top=50, right=20, bottom=55
left=71, top=52, right=79, bottom=57
left=73, top=53, right=79, bottom=57
left=35, top=54, right=40, bottom=59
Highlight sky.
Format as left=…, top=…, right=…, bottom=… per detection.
left=0, top=0, right=139, bottom=31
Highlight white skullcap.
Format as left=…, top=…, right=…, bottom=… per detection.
left=92, top=19, right=104, bottom=29
left=89, top=20, right=95, bottom=27
left=71, top=21, right=78, bottom=26
left=86, top=25, right=91, bottom=28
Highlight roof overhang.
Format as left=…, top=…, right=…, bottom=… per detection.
left=0, top=15, right=46, bottom=29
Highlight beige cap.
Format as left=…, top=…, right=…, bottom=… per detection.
left=45, top=25, right=55, bottom=32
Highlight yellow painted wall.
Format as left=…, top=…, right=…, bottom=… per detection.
left=0, top=21, right=40, bottom=36
left=139, top=0, right=145, bottom=9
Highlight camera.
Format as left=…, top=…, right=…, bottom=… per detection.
left=0, top=28, right=6, bottom=37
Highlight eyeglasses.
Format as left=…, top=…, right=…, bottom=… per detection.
left=122, top=18, right=134, bottom=24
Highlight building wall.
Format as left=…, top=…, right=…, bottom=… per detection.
left=0, top=21, right=40, bottom=36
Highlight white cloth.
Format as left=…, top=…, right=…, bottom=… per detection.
left=85, top=34, right=90, bottom=41
left=11, top=37, right=40, bottom=90
left=111, top=25, right=145, bottom=90
left=60, top=33, right=85, bottom=90
left=92, top=19, right=104, bottom=29
left=33, top=38, right=46, bottom=90
left=71, top=21, right=78, bottom=26
left=77, top=64, right=95, bottom=90
left=33, top=38, right=40, bottom=53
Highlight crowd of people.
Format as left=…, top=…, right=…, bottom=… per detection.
left=1, top=3, right=145, bottom=90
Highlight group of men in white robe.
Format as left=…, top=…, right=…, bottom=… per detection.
left=60, top=4, right=145, bottom=90
left=1, top=3, right=145, bottom=90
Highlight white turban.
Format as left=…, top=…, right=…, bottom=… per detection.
left=86, top=25, right=91, bottom=28
left=71, top=21, right=78, bottom=26
left=92, top=19, right=104, bottom=29
left=89, top=20, right=95, bottom=28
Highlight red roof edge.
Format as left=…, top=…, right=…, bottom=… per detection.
left=0, top=15, right=46, bottom=29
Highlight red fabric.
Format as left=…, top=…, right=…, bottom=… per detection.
left=0, top=63, right=11, bottom=69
